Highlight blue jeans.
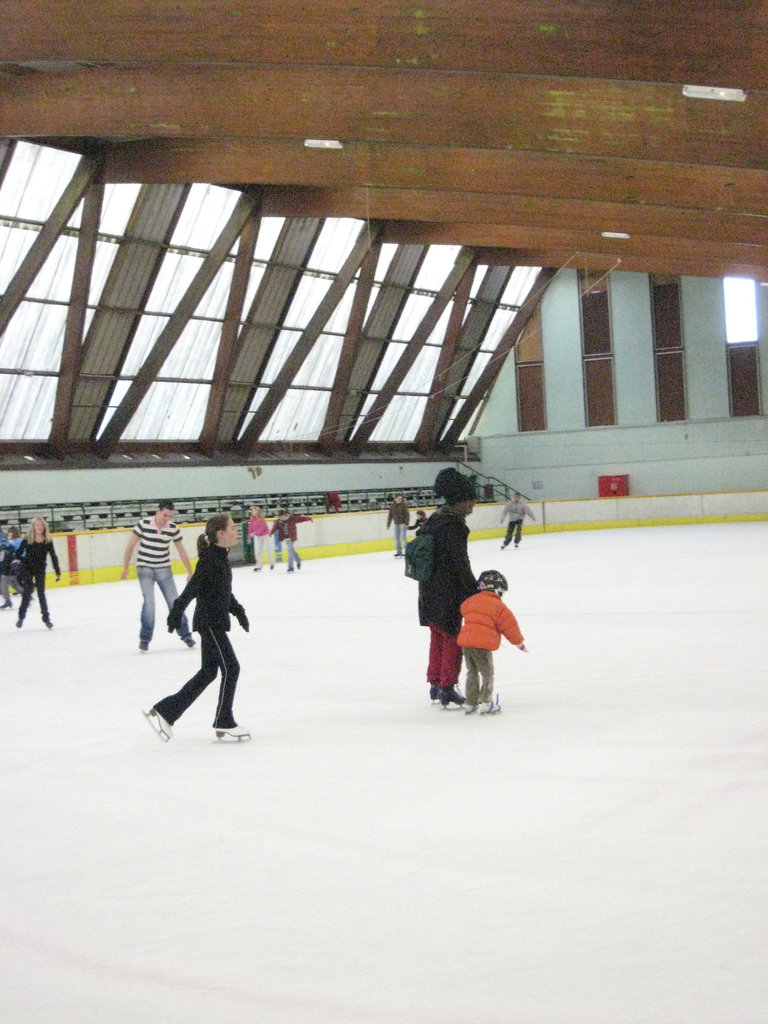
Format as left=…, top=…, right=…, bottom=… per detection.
left=137, top=566, right=191, bottom=644
left=285, top=538, right=301, bottom=569
left=394, top=523, right=407, bottom=555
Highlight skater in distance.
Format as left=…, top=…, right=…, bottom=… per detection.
left=145, top=514, right=250, bottom=742
left=121, top=499, right=195, bottom=652
left=500, top=492, right=535, bottom=550
left=386, top=493, right=410, bottom=557
left=15, top=516, right=61, bottom=629
left=247, top=505, right=275, bottom=572
left=457, top=570, right=527, bottom=715
left=408, top=509, right=428, bottom=536
left=270, top=509, right=312, bottom=572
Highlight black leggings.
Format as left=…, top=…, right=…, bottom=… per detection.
left=19, top=572, right=50, bottom=622
left=154, top=627, right=241, bottom=729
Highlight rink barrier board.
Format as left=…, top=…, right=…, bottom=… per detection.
left=31, top=490, right=768, bottom=588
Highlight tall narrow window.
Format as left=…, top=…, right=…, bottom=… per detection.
left=579, top=270, right=615, bottom=426
left=515, top=307, right=546, bottom=431
left=651, top=275, right=686, bottom=421
left=724, top=277, right=761, bottom=416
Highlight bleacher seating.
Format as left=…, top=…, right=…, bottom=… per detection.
left=0, top=470, right=506, bottom=533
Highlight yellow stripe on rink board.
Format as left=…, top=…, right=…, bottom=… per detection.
left=47, top=511, right=768, bottom=587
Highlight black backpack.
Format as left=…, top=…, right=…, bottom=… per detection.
left=404, top=532, right=435, bottom=582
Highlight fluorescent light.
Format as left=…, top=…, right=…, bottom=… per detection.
left=601, top=231, right=630, bottom=239
left=304, top=139, right=344, bottom=150
left=682, top=85, right=746, bottom=102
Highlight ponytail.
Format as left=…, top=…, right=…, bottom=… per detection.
left=198, top=513, right=230, bottom=554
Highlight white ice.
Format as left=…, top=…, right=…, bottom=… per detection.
left=2, top=522, right=767, bottom=1024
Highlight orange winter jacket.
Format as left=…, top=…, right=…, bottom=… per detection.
left=457, top=590, right=524, bottom=651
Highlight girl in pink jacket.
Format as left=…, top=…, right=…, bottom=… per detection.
left=247, top=506, right=275, bottom=572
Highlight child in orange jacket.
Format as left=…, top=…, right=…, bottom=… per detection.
left=457, top=569, right=527, bottom=714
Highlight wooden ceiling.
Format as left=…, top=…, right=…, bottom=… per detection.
left=2, top=1, right=768, bottom=282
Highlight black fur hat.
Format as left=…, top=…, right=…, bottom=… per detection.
left=434, top=468, right=475, bottom=503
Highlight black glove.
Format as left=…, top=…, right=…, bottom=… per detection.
left=167, top=608, right=182, bottom=633
left=234, top=607, right=249, bottom=632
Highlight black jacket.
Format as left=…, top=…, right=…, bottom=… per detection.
left=17, top=539, right=60, bottom=580
left=417, top=506, right=476, bottom=634
left=171, top=543, right=244, bottom=633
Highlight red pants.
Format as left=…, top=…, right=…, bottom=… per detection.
left=426, top=623, right=463, bottom=688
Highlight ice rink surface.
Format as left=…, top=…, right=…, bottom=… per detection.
left=2, top=522, right=767, bottom=1024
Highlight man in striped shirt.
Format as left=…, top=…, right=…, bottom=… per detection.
left=121, top=500, right=195, bottom=652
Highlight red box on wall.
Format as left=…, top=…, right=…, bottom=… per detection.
left=598, top=474, right=629, bottom=497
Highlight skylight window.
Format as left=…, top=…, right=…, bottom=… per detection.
left=723, top=277, right=758, bottom=344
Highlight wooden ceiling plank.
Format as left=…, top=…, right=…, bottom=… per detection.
left=3, top=2, right=766, bottom=88
left=218, top=218, right=323, bottom=442
left=333, top=244, right=427, bottom=442
left=237, top=220, right=384, bottom=456
left=71, top=183, right=191, bottom=441
left=101, top=139, right=768, bottom=222
left=414, top=264, right=476, bottom=451
left=94, top=190, right=260, bottom=457
left=441, top=269, right=556, bottom=448
left=349, top=246, right=476, bottom=452
left=425, top=265, right=515, bottom=448
left=0, top=154, right=99, bottom=336
left=199, top=203, right=262, bottom=457
left=321, top=241, right=381, bottom=451
left=264, top=185, right=768, bottom=248
left=50, top=176, right=103, bottom=456
left=5, top=66, right=768, bottom=171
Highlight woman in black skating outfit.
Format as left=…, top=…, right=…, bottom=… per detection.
left=145, top=514, right=250, bottom=742
left=17, top=516, right=61, bottom=629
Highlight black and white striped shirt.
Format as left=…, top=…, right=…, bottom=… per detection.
left=133, top=517, right=183, bottom=569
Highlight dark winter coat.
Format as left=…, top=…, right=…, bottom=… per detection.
left=170, top=543, right=244, bottom=633
left=417, top=506, right=477, bottom=635
left=386, top=499, right=410, bottom=527
left=0, top=540, right=14, bottom=576
left=271, top=514, right=311, bottom=543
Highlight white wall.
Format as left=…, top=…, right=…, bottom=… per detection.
left=474, top=270, right=768, bottom=500
left=0, top=460, right=456, bottom=507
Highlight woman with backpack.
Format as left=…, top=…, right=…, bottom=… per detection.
left=416, top=469, right=477, bottom=708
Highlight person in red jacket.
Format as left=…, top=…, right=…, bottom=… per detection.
left=270, top=509, right=312, bottom=572
left=457, top=569, right=527, bottom=715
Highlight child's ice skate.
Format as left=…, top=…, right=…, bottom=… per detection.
left=479, top=695, right=502, bottom=715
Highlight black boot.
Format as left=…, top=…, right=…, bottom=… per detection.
left=441, top=685, right=465, bottom=707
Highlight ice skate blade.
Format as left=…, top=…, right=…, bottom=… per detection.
left=214, top=727, right=251, bottom=741
left=143, top=709, right=172, bottom=742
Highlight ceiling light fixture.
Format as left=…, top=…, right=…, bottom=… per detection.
left=303, top=139, right=344, bottom=150
left=682, top=85, right=746, bottom=102
left=601, top=231, right=631, bottom=239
